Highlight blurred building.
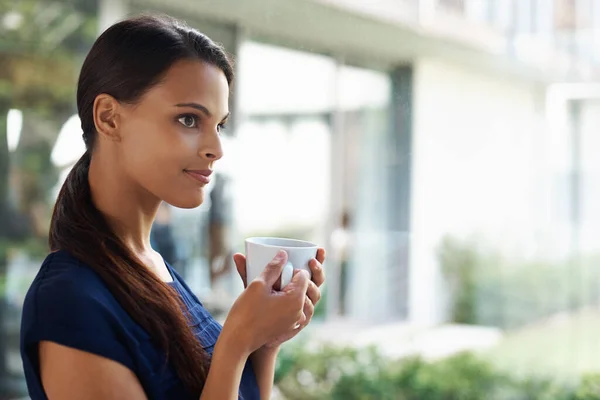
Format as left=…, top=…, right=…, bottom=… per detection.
left=7, top=0, right=600, bottom=327
left=89, top=0, right=600, bottom=326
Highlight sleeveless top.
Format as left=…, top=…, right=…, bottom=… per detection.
left=20, top=249, right=259, bottom=399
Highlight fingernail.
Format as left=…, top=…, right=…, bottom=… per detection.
left=274, top=250, right=286, bottom=261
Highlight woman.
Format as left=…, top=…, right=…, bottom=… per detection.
left=20, top=14, right=325, bottom=400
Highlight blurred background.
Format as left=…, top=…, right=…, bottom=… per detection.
left=3, top=0, right=600, bottom=398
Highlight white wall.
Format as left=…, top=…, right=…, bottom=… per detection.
left=410, top=58, right=547, bottom=325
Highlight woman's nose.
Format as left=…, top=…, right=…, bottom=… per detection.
left=198, top=133, right=224, bottom=161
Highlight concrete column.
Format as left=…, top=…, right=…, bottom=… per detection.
left=225, top=25, right=246, bottom=136
left=390, top=65, right=413, bottom=321
left=569, top=100, right=582, bottom=258
left=325, top=57, right=346, bottom=319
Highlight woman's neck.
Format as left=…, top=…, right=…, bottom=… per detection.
left=87, top=151, right=160, bottom=255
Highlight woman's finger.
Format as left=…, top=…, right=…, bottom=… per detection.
left=232, top=253, right=248, bottom=287
left=267, top=298, right=313, bottom=348
left=316, top=248, right=326, bottom=264
left=302, top=295, right=314, bottom=327
left=306, top=280, right=321, bottom=305
left=308, top=259, right=326, bottom=287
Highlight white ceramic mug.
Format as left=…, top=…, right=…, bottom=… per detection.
left=245, top=237, right=318, bottom=288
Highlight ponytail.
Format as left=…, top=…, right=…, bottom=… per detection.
left=49, top=151, right=210, bottom=395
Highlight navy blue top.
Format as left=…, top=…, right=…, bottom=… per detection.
left=20, top=250, right=259, bottom=399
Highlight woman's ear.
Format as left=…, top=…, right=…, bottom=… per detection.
left=93, top=94, right=122, bottom=142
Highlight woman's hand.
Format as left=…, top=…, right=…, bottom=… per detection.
left=233, top=248, right=326, bottom=348
left=221, top=250, right=311, bottom=356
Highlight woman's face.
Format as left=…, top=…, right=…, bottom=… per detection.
left=116, top=59, right=229, bottom=209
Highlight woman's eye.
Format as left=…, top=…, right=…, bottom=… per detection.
left=178, top=115, right=197, bottom=128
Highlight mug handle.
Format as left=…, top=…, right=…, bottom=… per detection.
left=280, top=261, right=294, bottom=288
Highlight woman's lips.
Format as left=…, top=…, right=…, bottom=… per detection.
left=184, top=169, right=212, bottom=185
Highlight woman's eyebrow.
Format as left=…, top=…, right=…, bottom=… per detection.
left=175, top=102, right=211, bottom=117
left=175, top=103, right=230, bottom=121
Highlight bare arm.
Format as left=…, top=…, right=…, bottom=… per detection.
left=39, top=341, right=147, bottom=400
left=250, top=346, right=279, bottom=399
left=41, top=336, right=251, bottom=400
left=199, top=328, right=250, bottom=400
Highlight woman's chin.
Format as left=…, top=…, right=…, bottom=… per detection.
left=163, top=191, right=205, bottom=209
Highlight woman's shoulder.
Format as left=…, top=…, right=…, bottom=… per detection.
left=22, top=249, right=126, bottom=332
left=20, top=251, right=143, bottom=385
left=27, top=249, right=113, bottom=300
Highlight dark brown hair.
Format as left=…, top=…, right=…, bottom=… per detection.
left=49, top=14, right=234, bottom=395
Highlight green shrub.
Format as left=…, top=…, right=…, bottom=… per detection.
left=437, top=236, right=600, bottom=329
left=437, top=237, right=483, bottom=325
left=575, top=374, right=600, bottom=400
left=275, top=343, right=599, bottom=400
left=275, top=343, right=380, bottom=399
